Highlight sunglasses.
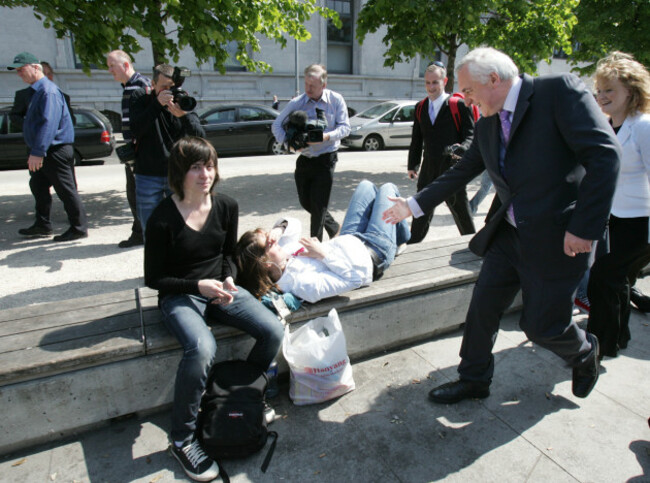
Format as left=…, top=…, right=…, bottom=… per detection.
left=427, top=60, right=446, bottom=69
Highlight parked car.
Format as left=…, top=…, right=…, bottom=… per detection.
left=197, top=103, right=285, bottom=156
left=0, top=106, right=115, bottom=169
left=342, top=100, right=417, bottom=151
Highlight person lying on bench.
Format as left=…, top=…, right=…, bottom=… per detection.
left=235, top=180, right=410, bottom=303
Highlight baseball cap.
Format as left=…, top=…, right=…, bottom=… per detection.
left=7, top=52, right=40, bottom=70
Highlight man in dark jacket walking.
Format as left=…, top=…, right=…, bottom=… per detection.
left=407, top=61, right=476, bottom=243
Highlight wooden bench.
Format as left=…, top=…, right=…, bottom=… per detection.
left=0, top=236, right=518, bottom=455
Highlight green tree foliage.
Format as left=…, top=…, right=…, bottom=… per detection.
left=570, top=0, right=650, bottom=74
left=356, top=0, right=578, bottom=89
left=0, top=0, right=339, bottom=73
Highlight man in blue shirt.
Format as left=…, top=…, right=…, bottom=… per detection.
left=272, top=64, right=350, bottom=241
left=8, top=51, right=88, bottom=242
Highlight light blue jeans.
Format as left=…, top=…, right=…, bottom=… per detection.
left=340, top=180, right=410, bottom=273
left=160, top=289, right=283, bottom=444
left=135, top=174, right=173, bottom=236
left=469, top=170, right=493, bottom=215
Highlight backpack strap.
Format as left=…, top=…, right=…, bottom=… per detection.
left=449, top=94, right=462, bottom=133
left=449, top=92, right=481, bottom=133
left=415, top=98, right=427, bottom=124
left=261, top=431, right=278, bottom=473
left=216, top=460, right=230, bottom=483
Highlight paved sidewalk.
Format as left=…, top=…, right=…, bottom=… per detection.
left=1, top=306, right=649, bottom=482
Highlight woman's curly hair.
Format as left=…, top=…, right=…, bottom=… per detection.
left=595, top=51, right=650, bottom=117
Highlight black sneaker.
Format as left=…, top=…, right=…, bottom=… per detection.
left=169, top=439, right=219, bottom=482
left=18, top=224, right=52, bottom=237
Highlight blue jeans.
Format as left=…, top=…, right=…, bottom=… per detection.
left=340, top=180, right=410, bottom=273
left=469, top=171, right=493, bottom=215
left=160, top=289, right=283, bottom=444
left=135, top=174, right=172, bottom=236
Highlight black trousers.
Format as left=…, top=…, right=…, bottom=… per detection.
left=294, top=152, right=340, bottom=241
left=458, top=222, right=592, bottom=383
left=409, top=189, right=476, bottom=243
left=588, top=215, right=650, bottom=357
left=29, top=144, right=87, bottom=233
left=124, top=162, right=142, bottom=236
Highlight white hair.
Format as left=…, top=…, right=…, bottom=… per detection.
left=456, top=47, right=519, bottom=84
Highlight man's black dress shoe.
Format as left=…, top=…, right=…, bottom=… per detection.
left=630, top=288, right=650, bottom=313
left=428, top=380, right=490, bottom=404
left=18, top=224, right=52, bottom=237
left=53, top=228, right=88, bottom=242
left=572, top=334, right=600, bottom=398
left=118, top=233, right=144, bottom=248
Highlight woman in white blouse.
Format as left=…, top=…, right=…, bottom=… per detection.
left=235, top=180, right=410, bottom=303
left=588, top=51, right=650, bottom=358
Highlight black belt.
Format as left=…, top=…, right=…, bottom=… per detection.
left=365, top=244, right=384, bottom=281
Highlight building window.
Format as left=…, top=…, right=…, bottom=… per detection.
left=327, top=0, right=353, bottom=74
left=70, top=35, right=97, bottom=70
left=223, top=41, right=247, bottom=72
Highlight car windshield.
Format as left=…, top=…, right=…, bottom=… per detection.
left=356, top=102, right=399, bottom=119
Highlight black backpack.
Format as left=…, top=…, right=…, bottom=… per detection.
left=197, top=360, right=278, bottom=475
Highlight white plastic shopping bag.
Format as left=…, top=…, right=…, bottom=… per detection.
left=282, top=308, right=355, bottom=405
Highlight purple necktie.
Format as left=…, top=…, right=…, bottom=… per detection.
left=499, top=109, right=511, bottom=144
left=499, top=109, right=516, bottom=225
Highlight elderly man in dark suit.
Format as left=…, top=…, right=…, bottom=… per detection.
left=407, top=61, right=476, bottom=243
left=383, top=47, right=621, bottom=403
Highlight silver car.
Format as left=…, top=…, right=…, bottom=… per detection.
left=342, top=100, right=417, bottom=151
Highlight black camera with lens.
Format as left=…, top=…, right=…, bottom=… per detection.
left=284, top=108, right=328, bottom=151
left=170, top=67, right=197, bottom=111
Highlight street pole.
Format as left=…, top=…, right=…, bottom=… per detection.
left=295, top=38, right=300, bottom=96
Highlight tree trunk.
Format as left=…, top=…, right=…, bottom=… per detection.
left=446, top=40, right=458, bottom=93
left=148, top=1, right=167, bottom=66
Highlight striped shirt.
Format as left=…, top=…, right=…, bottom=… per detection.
left=121, top=72, right=151, bottom=142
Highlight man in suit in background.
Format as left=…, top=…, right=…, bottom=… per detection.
left=383, top=47, right=621, bottom=403
left=407, top=61, right=476, bottom=243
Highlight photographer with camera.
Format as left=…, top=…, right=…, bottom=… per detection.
left=129, top=64, right=204, bottom=236
left=272, top=64, right=350, bottom=241
left=407, top=61, right=476, bottom=243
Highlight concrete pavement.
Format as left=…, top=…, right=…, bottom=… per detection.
left=1, top=307, right=649, bottom=482
left=1, top=150, right=649, bottom=481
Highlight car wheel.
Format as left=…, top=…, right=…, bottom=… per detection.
left=362, top=135, right=383, bottom=151
left=268, top=138, right=286, bottom=155
left=73, top=150, right=82, bottom=166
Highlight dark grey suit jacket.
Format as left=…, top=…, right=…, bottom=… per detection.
left=414, top=73, right=621, bottom=276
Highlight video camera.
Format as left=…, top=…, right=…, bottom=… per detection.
left=170, top=67, right=197, bottom=111
left=284, top=108, right=328, bottom=151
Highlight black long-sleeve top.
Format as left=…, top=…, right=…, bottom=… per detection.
left=144, top=193, right=239, bottom=300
